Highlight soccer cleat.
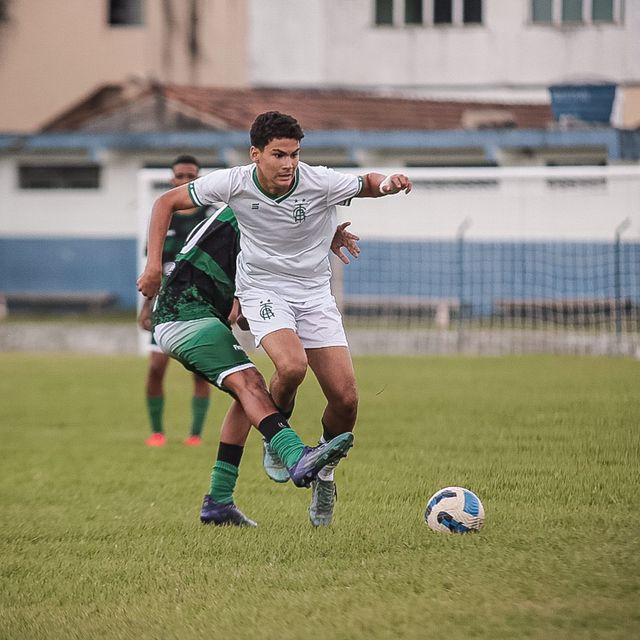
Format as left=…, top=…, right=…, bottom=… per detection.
left=309, top=478, right=337, bottom=527
left=183, top=435, right=203, bottom=447
left=145, top=433, right=167, bottom=447
left=199, top=495, right=257, bottom=527
left=262, top=438, right=290, bottom=483
left=287, top=432, right=353, bottom=488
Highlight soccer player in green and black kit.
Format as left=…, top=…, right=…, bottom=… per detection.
left=141, top=203, right=359, bottom=526
left=139, top=155, right=215, bottom=448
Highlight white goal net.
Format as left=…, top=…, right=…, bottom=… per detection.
left=138, top=165, right=640, bottom=357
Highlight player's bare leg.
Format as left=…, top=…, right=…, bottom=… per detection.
left=258, top=329, right=308, bottom=482
left=305, top=346, right=359, bottom=527
left=260, top=328, right=308, bottom=415
left=306, top=346, right=358, bottom=436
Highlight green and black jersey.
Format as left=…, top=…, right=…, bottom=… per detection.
left=153, top=206, right=240, bottom=327
left=162, top=206, right=213, bottom=265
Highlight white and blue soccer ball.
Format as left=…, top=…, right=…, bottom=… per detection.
left=424, top=486, right=485, bottom=533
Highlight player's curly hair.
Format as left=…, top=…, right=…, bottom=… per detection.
left=250, top=111, right=305, bottom=150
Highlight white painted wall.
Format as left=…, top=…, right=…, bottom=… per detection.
left=2, top=164, right=638, bottom=243
left=249, top=0, right=640, bottom=95
left=0, top=155, right=142, bottom=238
left=339, top=166, right=640, bottom=241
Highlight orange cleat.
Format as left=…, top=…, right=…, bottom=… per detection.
left=145, top=433, right=167, bottom=447
left=183, top=435, right=203, bottom=447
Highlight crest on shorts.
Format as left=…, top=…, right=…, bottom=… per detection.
left=259, top=299, right=275, bottom=320
left=292, top=198, right=307, bottom=223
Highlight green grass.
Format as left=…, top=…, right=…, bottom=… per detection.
left=1, top=353, right=639, bottom=639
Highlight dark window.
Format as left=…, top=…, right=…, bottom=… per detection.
left=463, top=0, right=482, bottom=23
left=375, top=0, right=394, bottom=24
left=19, top=165, right=101, bottom=189
left=592, top=0, right=613, bottom=21
left=405, top=0, right=423, bottom=24
left=109, top=0, right=143, bottom=26
left=532, top=0, right=553, bottom=22
left=562, top=0, right=583, bottom=22
left=434, top=0, right=453, bottom=23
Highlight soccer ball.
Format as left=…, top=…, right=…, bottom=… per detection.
left=424, top=486, right=485, bottom=533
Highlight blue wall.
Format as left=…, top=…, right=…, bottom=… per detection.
left=345, top=240, right=640, bottom=316
left=1, top=237, right=639, bottom=316
left=0, top=237, right=138, bottom=309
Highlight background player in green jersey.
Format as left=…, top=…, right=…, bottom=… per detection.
left=139, top=203, right=360, bottom=526
left=139, top=155, right=214, bottom=448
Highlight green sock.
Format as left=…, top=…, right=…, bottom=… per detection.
left=209, top=461, right=239, bottom=505
left=191, top=396, right=210, bottom=437
left=147, top=396, right=164, bottom=434
left=269, top=427, right=305, bottom=469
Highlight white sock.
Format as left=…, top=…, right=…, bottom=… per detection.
left=318, top=436, right=337, bottom=481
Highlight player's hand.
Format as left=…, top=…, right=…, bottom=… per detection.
left=331, top=221, right=360, bottom=265
left=379, top=174, right=412, bottom=195
left=137, top=267, right=162, bottom=300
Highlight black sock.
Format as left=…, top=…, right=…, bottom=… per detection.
left=258, top=413, right=290, bottom=442
left=217, top=442, right=244, bottom=467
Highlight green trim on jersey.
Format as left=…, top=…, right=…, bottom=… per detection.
left=176, top=246, right=234, bottom=299
left=216, top=205, right=239, bottom=231
left=152, top=206, right=240, bottom=327
left=338, top=175, right=364, bottom=206
left=251, top=166, right=300, bottom=203
left=188, top=181, right=202, bottom=206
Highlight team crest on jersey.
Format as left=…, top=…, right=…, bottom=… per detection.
left=292, top=198, right=308, bottom=223
left=259, top=299, right=275, bottom=320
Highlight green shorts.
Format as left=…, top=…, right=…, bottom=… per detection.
left=153, top=318, right=254, bottom=392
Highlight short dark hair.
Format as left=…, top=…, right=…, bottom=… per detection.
left=250, top=111, right=305, bottom=150
left=171, top=154, right=200, bottom=168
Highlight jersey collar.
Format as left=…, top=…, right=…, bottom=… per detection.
left=252, top=166, right=299, bottom=203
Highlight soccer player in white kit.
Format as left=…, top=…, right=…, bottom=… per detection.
left=139, top=111, right=412, bottom=526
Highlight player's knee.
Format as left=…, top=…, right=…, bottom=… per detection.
left=333, top=388, right=359, bottom=421
left=275, top=357, right=307, bottom=388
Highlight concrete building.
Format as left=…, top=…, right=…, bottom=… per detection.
left=0, top=0, right=638, bottom=313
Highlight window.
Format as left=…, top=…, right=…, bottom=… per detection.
left=592, top=0, right=613, bottom=21
left=375, top=0, right=484, bottom=28
left=405, top=0, right=423, bottom=25
left=562, top=0, right=583, bottom=22
left=108, top=0, right=143, bottom=26
left=532, top=0, right=553, bottom=22
left=434, top=0, right=453, bottom=24
left=531, top=0, right=621, bottom=25
left=375, top=0, right=393, bottom=24
left=463, top=0, right=482, bottom=23
left=19, top=165, right=101, bottom=189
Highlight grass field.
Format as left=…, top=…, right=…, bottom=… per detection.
left=1, top=352, right=639, bottom=639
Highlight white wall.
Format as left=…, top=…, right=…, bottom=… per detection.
left=339, top=167, right=640, bottom=242
left=249, top=0, right=640, bottom=94
left=0, top=154, right=143, bottom=238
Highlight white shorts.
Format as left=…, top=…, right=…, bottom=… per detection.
left=237, top=290, right=348, bottom=349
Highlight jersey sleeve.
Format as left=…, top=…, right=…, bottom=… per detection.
left=325, top=168, right=363, bottom=207
left=187, top=168, right=235, bottom=207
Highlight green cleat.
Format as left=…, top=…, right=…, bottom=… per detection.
left=262, top=438, right=290, bottom=483
left=309, top=478, right=337, bottom=527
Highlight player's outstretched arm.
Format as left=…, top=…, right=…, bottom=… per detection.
left=136, top=184, right=194, bottom=299
left=358, top=172, right=412, bottom=198
left=331, top=221, right=361, bottom=264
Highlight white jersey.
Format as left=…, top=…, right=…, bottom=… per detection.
left=188, top=162, right=363, bottom=301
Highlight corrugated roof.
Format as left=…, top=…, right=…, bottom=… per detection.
left=41, top=81, right=552, bottom=133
